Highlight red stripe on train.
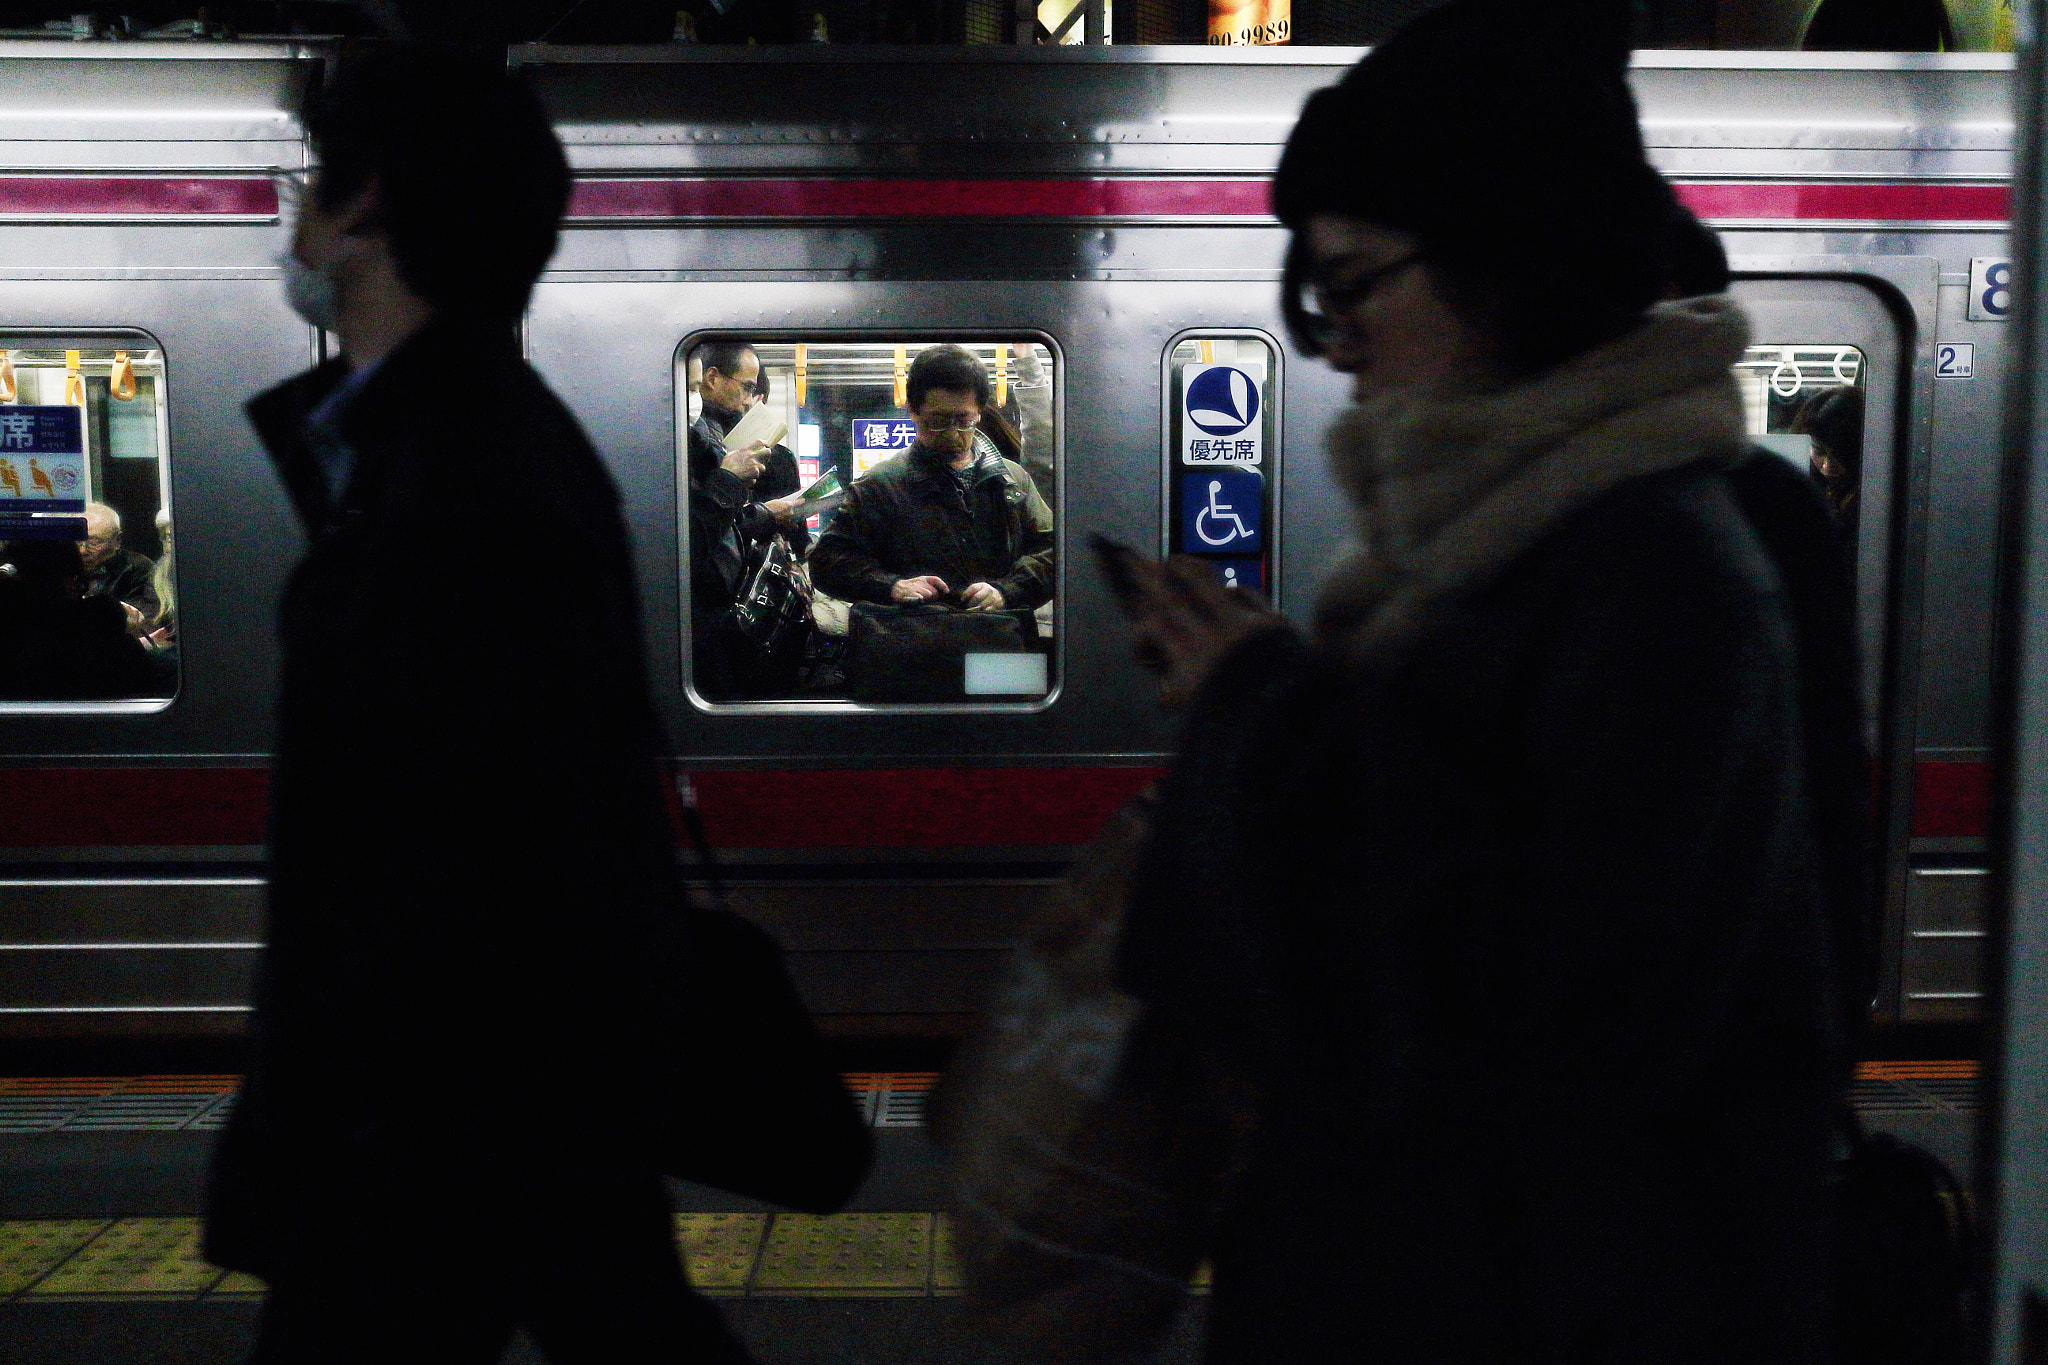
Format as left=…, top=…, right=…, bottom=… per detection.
left=565, top=177, right=2008, bottom=224
left=0, top=176, right=278, bottom=217
left=683, top=766, right=1161, bottom=848
left=0, top=765, right=1161, bottom=850
left=567, top=177, right=1273, bottom=220
left=0, top=760, right=1984, bottom=846
left=0, top=176, right=2004, bottom=226
left=1911, top=759, right=1992, bottom=838
left=1674, top=181, right=2008, bottom=224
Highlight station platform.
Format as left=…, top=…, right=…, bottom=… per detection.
left=0, top=1064, right=1977, bottom=1364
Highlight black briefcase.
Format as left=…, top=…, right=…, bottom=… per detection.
left=844, top=603, right=1038, bottom=704
left=655, top=901, right=873, bottom=1213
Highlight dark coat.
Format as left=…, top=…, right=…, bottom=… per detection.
left=686, top=413, right=804, bottom=700
left=83, top=545, right=160, bottom=624
left=206, top=320, right=691, bottom=1281
left=809, top=442, right=1054, bottom=609
left=1121, top=452, right=1865, bottom=1365
left=0, top=581, right=167, bottom=699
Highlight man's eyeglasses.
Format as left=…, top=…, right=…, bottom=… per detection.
left=917, top=412, right=982, bottom=431
left=1291, top=250, right=1426, bottom=350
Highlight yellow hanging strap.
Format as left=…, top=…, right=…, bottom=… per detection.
left=994, top=344, right=1009, bottom=408
left=63, top=350, right=83, bottom=406
left=1198, top=339, right=1214, bottom=365
left=794, top=343, right=808, bottom=408
left=0, top=351, right=14, bottom=404
left=110, top=349, right=135, bottom=402
left=893, top=345, right=908, bottom=410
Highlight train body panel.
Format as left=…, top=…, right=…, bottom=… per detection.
left=0, top=42, right=2009, bottom=1033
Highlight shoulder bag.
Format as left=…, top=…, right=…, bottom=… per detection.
left=728, top=531, right=813, bottom=659
left=654, top=782, right=873, bottom=1213
left=931, top=788, right=1260, bottom=1360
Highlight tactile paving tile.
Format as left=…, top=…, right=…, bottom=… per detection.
left=753, top=1212, right=933, bottom=1296
left=932, top=1213, right=961, bottom=1295
left=204, top=1270, right=268, bottom=1300
left=0, top=1220, right=110, bottom=1295
left=674, top=1213, right=767, bottom=1295
left=27, top=1217, right=224, bottom=1299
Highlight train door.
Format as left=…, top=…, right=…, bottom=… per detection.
left=1731, top=270, right=1932, bottom=1031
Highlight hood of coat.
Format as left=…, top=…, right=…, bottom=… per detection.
left=1314, top=293, right=1753, bottom=666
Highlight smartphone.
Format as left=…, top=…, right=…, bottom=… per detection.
left=1089, top=532, right=1149, bottom=614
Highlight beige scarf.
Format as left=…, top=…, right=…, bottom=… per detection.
left=1312, top=293, right=1754, bottom=669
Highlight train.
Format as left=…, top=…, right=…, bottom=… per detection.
left=0, top=38, right=2009, bottom=1041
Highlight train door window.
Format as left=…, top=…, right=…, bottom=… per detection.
left=678, top=336, right=1058, bottom=709
left=1164, top=333, right=1280, bottom=598
left=0, top=332, right=177, bottom=711
left=1734, top=343, right=1865, bottom=496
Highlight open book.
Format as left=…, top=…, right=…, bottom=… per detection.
left=721, top=401, right=788, bottom=455
left=791, top=469, right=845, bottom=517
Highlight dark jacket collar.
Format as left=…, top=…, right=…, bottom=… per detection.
left=248, top=316, right=519, bottom=530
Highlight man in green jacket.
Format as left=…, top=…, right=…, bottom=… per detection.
left=810, top=345, right=1054, bottom=612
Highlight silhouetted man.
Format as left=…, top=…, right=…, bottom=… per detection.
left=204, top=46, right=751, bottom=1363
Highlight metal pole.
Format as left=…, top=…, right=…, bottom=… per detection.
left=1985, top=0, right=2048, bottom=1354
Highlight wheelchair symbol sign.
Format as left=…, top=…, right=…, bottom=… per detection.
left=1181, top=469, right=1262, bottom=553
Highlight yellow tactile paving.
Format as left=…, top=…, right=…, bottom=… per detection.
left=204, top=1270, right=268, bottom=1299
left=932, top=1213, right=961, bottom=1294
left=27, top=1217, right=224, bottom=1299
left=753, top=1212, right=933, bottom=1296
left=0, top=1219, right=110, bottom=1294
left=674, top=1213, right=767, bottom=1295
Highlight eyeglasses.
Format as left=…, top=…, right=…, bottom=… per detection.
left=917, top=412, right=981, bottom=431
left=1294, top=250, right=1426, bottom=350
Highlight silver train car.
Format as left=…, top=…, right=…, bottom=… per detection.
left=0, top=40, right=2009, bottom=1040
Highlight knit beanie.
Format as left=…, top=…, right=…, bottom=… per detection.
left=1274, top=0, right=1676, bottom=372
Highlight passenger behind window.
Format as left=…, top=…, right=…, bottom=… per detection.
left=745, top=369, right=808, bottom=555
left=0, top=538, right=169, bottom=699
left=1795, top=385, right=1864, bottom=581
left=687, top=340, right=810, bottom=699
left=809, top=344, right=1054, bottom=614
left=142, top=510, right=176, bottom=660
left=80, top=501, right=160, bottom=635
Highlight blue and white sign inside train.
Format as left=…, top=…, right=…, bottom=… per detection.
left=1180, top=364, right=1262, bottom=465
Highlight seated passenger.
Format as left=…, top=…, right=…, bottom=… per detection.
left=0, top=538, right=168, bottom=699
left=810, top=345, right=1054, bottom=613
left=80, top=501, right=160, bottom=633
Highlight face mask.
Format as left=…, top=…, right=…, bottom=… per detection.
left=280, top=252, right=339, bottom=333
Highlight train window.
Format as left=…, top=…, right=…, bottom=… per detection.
left=0, top=332, right=177, bottom=711
left=1734, top=343, right=1864, bottom=519
left=679, top=337, right=1058, bottom=708
left=1165, top=334, right=1279, bottom=596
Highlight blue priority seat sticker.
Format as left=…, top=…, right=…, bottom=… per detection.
left=1180, top=467, right=1263, bottom=555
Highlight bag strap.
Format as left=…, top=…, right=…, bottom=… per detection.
left=674, top=771, right=729, bottom=911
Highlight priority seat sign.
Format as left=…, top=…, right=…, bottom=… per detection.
left=0, top=405, right=87, bottom=540
left=1180, top=364, right=1262, bottom=465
